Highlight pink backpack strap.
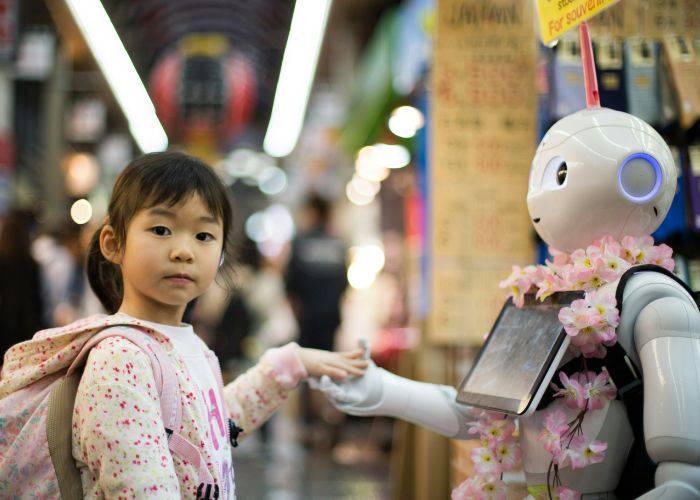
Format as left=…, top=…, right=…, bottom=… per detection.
left=67, top=327, right=216, bottom=490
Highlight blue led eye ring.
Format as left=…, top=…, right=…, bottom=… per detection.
left=617, top=153, right=662, bottom=203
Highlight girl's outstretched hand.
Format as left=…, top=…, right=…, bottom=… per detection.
left=298, top=347, right=368, bottom=380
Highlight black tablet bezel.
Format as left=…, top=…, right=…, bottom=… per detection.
left=456, top=291, right=585, bottom=415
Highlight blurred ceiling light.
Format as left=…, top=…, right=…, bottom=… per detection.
left=263, top=0, right=332, bottom=157
left=347, top=244, right=385, bottom=290
left=245, top=212, right=266, bottom=242
left=64, top=153, right=100, bottom=196
left=349, top=175, right=380, bottom=197
left=355, top=244, right=385, bottom=272
left=245, top=204, right=295, bottom=258
left=266, top=204, right=295, bottom=242
left=70, top=199, right=93, bottom=225
left=355, top=147, right=389, bottom=182
left=64, top=0, right=168, bottom=153
left=258, top=166, right=287, bottom=196
left=347, top=262, right=375, bottom=289
left=346, top=181, right=374, bottom=206
left=373, top=143, right=411, bottom=169
left=245, top=205, right=295, bottom=243
left=388, top=106, right=425, bottom=138
left=355, top=144, right=410, bottom=181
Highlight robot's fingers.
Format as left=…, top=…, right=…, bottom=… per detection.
left=319, top=374, right=361, bottom=403
left=358, top=338, right=371, bottom=360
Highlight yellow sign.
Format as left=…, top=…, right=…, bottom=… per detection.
left=536, top=0, right=620, bottom=45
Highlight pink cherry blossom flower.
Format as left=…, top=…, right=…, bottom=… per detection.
left=583, top=370, right=617, bottom=410
left=558, top=299, right=600, bottom=337
left=620, top=235, right=642, bottom=263
left=558, top=486, right=582, bottom=500
left=601, top=246, right=630, bottom=277
left=494, top=439, right=521, bottom=471
left=467, top=412, right=511, bottom=441
left=538, top=410, right=568, bottom=455
left=648, top=243, right=675, bottom=271
left=471, top=446, right=502, bottom=475
left=452, top=477, right=481, bottom=500
left=636, top=235, right=657, bottom=264
left=585, top=290, right=619, bottom=327
left=566, top=265, right=596, bottom=290
left=568, top=435, right=607, bottom=469
left=571, top=248, right=594, bottom=269
left=479, top=478, right=507, bottom=500
left=535, top=266, right=567, bottom=301
left=552, top=372, right=587, bottom=410
left=569, top=328, right=612, bottom=359
left=570, top=257, right=618, bottom=290
left=499, top=265, right=536, bottom=308
left=487, top=418, right=516, bottom=445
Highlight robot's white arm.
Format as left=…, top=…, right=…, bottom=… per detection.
left=625, top=276, right=700, bottom=499
left=309, top=354, right=476, bottom=439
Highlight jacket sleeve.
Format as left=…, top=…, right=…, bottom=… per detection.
left=73, top=336, right=180, bottom=499
left=223, top=342, right=307, bottom=439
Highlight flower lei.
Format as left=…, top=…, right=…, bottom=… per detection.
left=452, top=235, right=674, bottom=500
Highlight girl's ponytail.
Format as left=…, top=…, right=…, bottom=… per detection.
left=86, top=225, right=123, bottom=314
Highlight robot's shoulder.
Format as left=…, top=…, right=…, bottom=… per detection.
left=615, top=265, right=698, bottom=362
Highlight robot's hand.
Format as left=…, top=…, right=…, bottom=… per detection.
left=309, top=339, right=477, bottom=439
left=307, top=339, right=385, bottom=416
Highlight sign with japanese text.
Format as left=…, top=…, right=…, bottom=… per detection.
left=536, top=0, right=620, bottom=45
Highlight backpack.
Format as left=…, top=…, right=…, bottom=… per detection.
left=0, top=314, right=230, bottom=499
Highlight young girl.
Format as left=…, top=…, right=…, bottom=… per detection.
left=63, top=152, right=365, bottom=498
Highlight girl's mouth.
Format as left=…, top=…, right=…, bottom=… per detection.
left=165, top=274, right=194, bottom=285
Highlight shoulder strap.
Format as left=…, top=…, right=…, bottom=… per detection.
left=67, top=328, right=182, bottom=432
left=614, top=263, right=698, bottom=311
left=50, top=326, right=216, bottom=497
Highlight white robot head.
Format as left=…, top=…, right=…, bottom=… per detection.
left=527, top=107, right=676, bottom=253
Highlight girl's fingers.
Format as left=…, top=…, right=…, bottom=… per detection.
left=324, top=365, right=348, bottom=380
left=350, top=359, right=369, bottom=367
left=332, top=360, right=366, bottom=376
left=345, top=365, right=367, bottom=376
left=341, top=348, right=365, bottom=359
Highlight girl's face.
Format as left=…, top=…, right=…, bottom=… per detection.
left=105, top=193, right=224, bottom=324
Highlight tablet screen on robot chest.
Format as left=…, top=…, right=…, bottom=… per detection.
left=456, top=291, right=584, bottom=416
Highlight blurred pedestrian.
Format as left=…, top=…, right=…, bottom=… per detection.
left=285, top=194, right=348, bottom=447
left=0, top=209, right=45, bottom=360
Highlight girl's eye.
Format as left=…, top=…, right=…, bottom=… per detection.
left=151, top=226, right=171, bottom=236
left=197, top=232, right=215, bottom=242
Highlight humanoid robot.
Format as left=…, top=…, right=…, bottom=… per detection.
left=313, top=25, right=700, bottom=499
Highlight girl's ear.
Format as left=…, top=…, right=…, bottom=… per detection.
left=100, top=225, right=123, bottom=265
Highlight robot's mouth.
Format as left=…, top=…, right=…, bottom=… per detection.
left=533, top=218, right=541, bottom=224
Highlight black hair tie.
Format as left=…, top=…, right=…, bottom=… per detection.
left=228, top=419, right=243, bottom=448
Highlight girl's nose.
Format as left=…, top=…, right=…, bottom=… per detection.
left=170, top=242, right=194, bottom=262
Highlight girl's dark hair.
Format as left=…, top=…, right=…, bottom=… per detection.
left=87, top=151, right=233, bottom=314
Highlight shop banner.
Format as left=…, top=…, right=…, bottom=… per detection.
left=430, top=0, right=536, bottom=344
left=536, top=0, right=620, bottom=45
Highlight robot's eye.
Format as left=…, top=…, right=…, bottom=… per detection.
left=541, top=156, right=568, bottom=190
left=556, top=163, right=568, bottom=186
left=618, top=153, right=662, bottom=203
